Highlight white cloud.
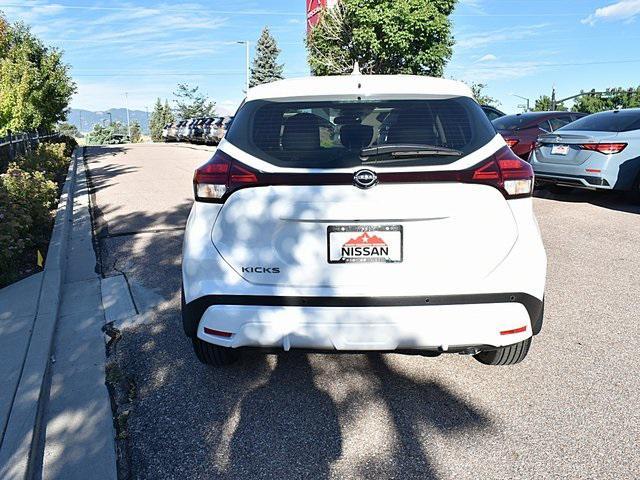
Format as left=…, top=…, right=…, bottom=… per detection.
left=476, top=54, right=497, bottom=63
left=449, top=61, right=543, bottom=82
left=456, top=24, right=549, bottom=50
left=582, top=0, right=640, bottom=25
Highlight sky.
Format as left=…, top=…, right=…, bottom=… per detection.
left=1, top=0, right=639, bottom=114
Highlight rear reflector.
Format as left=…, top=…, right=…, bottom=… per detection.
left=579, top=143, right=627, bottom=155
left=500, top=326, right=527, bottom=336
left=585, top=168, right=601, bottom=173
left=203, top=327, right=233, bottom=338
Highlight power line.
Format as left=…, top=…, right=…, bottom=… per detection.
left=71, top=59, right=640, bottom=77
left=0, top=2, right=594, bottom=17
left=0, top=2, right=306, bottom=16
left=450, top=59, right=640, bottom=70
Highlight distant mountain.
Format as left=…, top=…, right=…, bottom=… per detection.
left=67, top=106, right=235, bottom=134
left=67, top=108, right=150, bottom=134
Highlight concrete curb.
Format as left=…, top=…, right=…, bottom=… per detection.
left=0, top=150, right=79, bottom=480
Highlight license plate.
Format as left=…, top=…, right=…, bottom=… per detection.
left=551, top=144, right=570, bottom=155
left=328, top=225, right=403, bottom=264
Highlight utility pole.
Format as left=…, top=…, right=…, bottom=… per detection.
left=124, top=92, right=131, bottom=140
left=511, top=94, right=531, bottom=112
left=237, top=41, right=250, bottom=94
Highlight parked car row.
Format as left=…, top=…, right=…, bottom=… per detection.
left=492, top=108, right=640, bottom=200
left=162, top=117, right=233, bottom=145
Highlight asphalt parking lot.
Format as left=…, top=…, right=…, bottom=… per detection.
left=86, top=143, right=640, bottom=479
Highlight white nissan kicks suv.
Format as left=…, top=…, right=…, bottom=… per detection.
left=182, top=75, right=546, bottom=367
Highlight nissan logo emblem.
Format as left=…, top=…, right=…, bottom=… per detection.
left=353, top=169, right=378, bottom=189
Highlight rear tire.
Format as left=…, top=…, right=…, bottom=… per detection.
left=192, top=338, right=238, bottom=367
left=474, top=337, right=532, bottom=366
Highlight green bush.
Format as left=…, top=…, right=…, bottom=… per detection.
left=2, top=164, right=58, bottom=244
left=0, top=165, right=58, bottom=286
left=0, top=136, right=75, bottom=287
left=16, top=141, right=70, bottom=181
left=0, top=181, right=33, bottom=285
left=52, top=135, right=78, bottom=157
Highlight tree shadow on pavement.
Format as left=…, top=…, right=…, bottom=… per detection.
left=84, top=150, right=493, bottom=479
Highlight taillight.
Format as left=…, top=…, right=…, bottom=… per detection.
left=193, top=150, right=258, bottom=202
left=579, top=143, right=627, bottom=155
left=505, top=138, right=519, bottom=148
left=469, top=146, right=534, bottom=198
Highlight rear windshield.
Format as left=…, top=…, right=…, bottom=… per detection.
left=558, top=110, right=640, bottom=133
left=492, top=113, right=548, bottom=130
left=225, top=98, right=495, bottom=168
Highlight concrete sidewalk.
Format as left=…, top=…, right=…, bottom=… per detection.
left=0, top=273, right=44, bottom=447
left=0, top=151, right=117, bottom=479
left=41, top=159, right=117, bottom=480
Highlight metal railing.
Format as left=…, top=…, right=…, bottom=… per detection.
left=0, top=129, right=57, bottom=173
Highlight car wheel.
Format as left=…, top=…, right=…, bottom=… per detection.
left=192, top=338, right=238, bottom=367
left=473, top=337, right=531, bottom=366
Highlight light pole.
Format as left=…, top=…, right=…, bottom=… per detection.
left=237, top=41, right=250, bottom=94
left=124, top=92, right=131, bottom=140
left=510, top=93, right=531, bottom=112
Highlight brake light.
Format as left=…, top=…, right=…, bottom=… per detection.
left=579, top=143, right=627, bottom=155
left=193, top=150, right=258, bottom=202
left=469, top=147, right=534, bottom=198
left=505, top=138, right=519, bottom=148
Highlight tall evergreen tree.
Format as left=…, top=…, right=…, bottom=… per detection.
left=249, top=27, right=284, bottom=88
left=149, top=98, right=175, bottom=142
left=173, top=83, right=216, bottom=119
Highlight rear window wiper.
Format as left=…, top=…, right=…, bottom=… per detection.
left=360, top=144, right=463, bottom=162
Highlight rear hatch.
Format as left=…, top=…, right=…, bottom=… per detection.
left=203, top=96, right=527, bottom=291
left=211, top=183, right=517, bottom=290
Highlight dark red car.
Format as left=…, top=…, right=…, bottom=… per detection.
left=492, top=111, right=587, bottom=160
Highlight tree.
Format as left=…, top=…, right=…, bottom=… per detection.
left=306, top=0, right=456, bottom=77
left=469, top=83, right=500, bottom=107
left=0, top=18, right=76, bottom=135
left=130, top=120, right=142, bottom=143
left=56, top=121, right=80, bottom=138
left=249, top=27, right=284, bottom=87
left=173, top=83, right=215, bottom=119
left=149, top=98, right=175, bottom=142
left=573, top=87, right=640, bottom=114
left=533, top=95, right=567, bottom=112
left=85, top=122, right=127, bottom=145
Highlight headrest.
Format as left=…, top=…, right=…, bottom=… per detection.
left=340, top=124, right=374, bottom=150
left=386, top=110, right=437, bottom=145
left=282, top=113, right=321, bottom=151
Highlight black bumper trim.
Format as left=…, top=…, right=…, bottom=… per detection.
left=182, top=292, right=544, bottom=339
left=535, top=171, right=610, bottom=187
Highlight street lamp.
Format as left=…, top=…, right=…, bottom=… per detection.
left=510, top=93, right=531, bottom=112
left=237, top=41, right=250, bottom=94
left=124, top=92, right=131, bottom=140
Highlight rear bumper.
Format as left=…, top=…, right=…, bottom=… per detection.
left=530, top=150, right=621, bottom=190
left=184, top=293, right=544, bottom=352
left=535, top=171, right=612, bottom=189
